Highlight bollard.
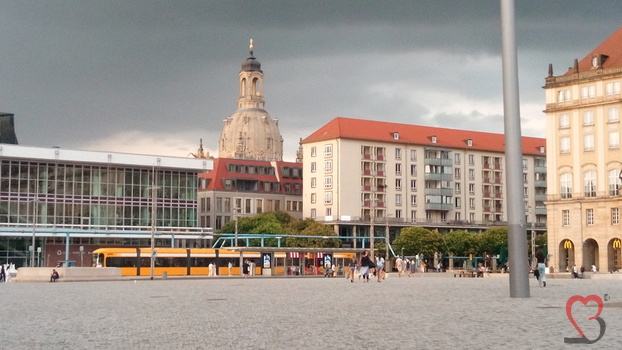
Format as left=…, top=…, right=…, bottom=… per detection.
left=162, top=271, right=167, bottom=279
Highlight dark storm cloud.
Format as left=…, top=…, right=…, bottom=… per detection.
left=1, top=1, right=621, bottom=158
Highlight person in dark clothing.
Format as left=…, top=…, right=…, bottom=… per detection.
left=359, top=251, right=373, bottom=282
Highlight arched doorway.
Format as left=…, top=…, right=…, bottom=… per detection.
left=583, top=239, right=599, bottom=271
left=558, top=239, right=575, bottom=272
left=608, top=238, right=622, bottom=273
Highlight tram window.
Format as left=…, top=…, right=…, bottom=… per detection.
left=190, top=258, right=209, bottom=267
left=140, top=258, right=150, bottom=267
left=107, top=257, right=137, bottom=267
left=171, top=258, right=186, bottom=267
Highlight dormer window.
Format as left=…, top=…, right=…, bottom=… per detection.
left=539, top=146, right=545, bottom=154
left=393, top=132, right=399, bottom=140
left=466, top=139, right=473, bottom=147
left=431, top=136, right=437, bottom=143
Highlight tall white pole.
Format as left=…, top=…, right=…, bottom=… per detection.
left=150, top=166, right=157, bottom=280
left=501, top=0, right=530, bottom=297
left=30, top=198, right=37, bottom=267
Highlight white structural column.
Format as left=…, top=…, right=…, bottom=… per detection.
left=501, top=0, right=530, bottom=298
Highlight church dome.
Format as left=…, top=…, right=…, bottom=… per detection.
left=242, top=55, right=262, bottom=72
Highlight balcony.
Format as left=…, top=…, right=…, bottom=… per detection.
left=425, top=203, right=453, bottom=211
left=535, top=206, right=547, bottom=215
left=535, top=166, right=547, bottom=174
left=424, top=188, right=453, bottom=196
left=535, top=194, right=547, bottom=202
left=424, top=173, right=453, bottom=181
left=534, top=180, right=546, bottom=188
left=424, top=157, right=453, bottom=167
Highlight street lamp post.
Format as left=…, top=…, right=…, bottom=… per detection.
left=148, top=170, right=159, bottom=281
left=369, top=196, right=375, bottom=254
left=30, top=198, right=38, bottom=268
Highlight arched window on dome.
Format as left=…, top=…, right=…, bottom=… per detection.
left=267, top=138, right=273, bottom=150
left=252, top=77, right=260, bottom=95
left=241, top=78, right=246, bottom=96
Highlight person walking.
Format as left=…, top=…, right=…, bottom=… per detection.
left=359, top=251, right=373, bottom=282
left=395, top=256, right=403, bottom=277
left=242, top=260, right=250, bottom=278
left=375, top=254, right=385, bottom=282
left=0, top=264, right=5, bottom=283
left=348, top=257, right=357, bottom=282
left=228, top=262, right=233, bottom=276
left=534, top=249, right=547, bottom=287
left=572, top=264, right=579, bottom=279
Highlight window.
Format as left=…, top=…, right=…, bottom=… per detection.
left=454, top=168, right=461, bottom=180
left=468, top=169, right=475, bottom=180
left=469, top=183, right=475, bottom=194
left=560, top=173, right=572, bottom=199
left=454, top=182, right=461, bottom=193
left=609, top=169, right=620, bottom=196
left=584, top=134, right=595, bottom=151
left=311, top=146, right=317, bottom=157
left=395, top=179, right=402, bottom=190
left=586, top=208, right=594, bottom=226
left=311, top=193, right=316, bottom=204
left=562, top=210, right=570, bottom=226
left=560, top=137, right=570, bottom=153
left=395, top=163, right=402, bottom=176
left=310, top=162, right=316, bottom=173
left=609, top=107, right=620, bottom=122
left=324, top=161, right=332, bottom=173
left=606, top=82, right=621, bottom=95
left=581, top=85, right=595, bottom=99
left=395, top=148, right=402, bottom=160
left=584, top=171, right=596, bottom=198
left=410, top=149, right=416, bottom=161
left=468, top=154, right=475, bottom=165
left=455, top=197, right=461, bottom=208
left=583, top=110, right=594, bottom=126
left=310, top=208, right=316, bottom=218
left=610, top=132, right=620, bottom=149
left=324, top=192, right=332, bottom=204
left=523, top=187, right=528, bottom=197
left=324, top=144, right=332, bottom=157
left=410, top=180, right=417, bottom=191
left=410, top=164, right=417, bottom=176
left=324, top=176, right=332, bottom=188
left=395, top=210, right=402, bottom=219
left=410, top=195, right=417, bottom=206
left=558, top=89, right=571, bottom=102
left=454, top=153, right=461, bottom=164
left=395, top=194, right=402, bottom=206
left=559, top=114, right=570, bottom=128
left=310, top=177, right=316, bottom=188
left=522, top=159, right=528, bottom=169
left=410, top=210, right=417, bottom=222
left=612, top=208, right=620, bottom=225
left=469, top=198, right=475, bottom=210
left=326, top=208, right=332, bottom=217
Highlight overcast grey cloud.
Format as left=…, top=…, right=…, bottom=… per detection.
left=1, top=1, right=621, bottom=160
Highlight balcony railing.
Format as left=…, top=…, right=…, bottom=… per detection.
left=424, top=173, right=453, bottom=181
left=424, top=188, right=453, bottom=196
left=424, top=157, right=453, bottom=167
left=425, top=203, right=453, bottom=211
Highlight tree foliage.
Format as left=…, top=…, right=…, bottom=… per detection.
left=444, top=230, right=480, bottom=256
left=479, top=226, right=508, bottom=255
left=284, top=219, right=340, bottom=248
left=393, top=227, right=445, bottom=257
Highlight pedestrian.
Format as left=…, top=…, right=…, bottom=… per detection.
left=0, top=264, right=5, bottom=283
left=375, top=254, right=385, bottom=282
left=420, top=260, right=426, bottom=275
left=348, top=257, right=357, bottom=282
left=228, top=262, right=233, bottom=276
left=580, top=266, right=585, bottom=279
left=395, top=256, right=403, bottom=277
left=50, top=269, right=59, bottom=282
left=242, top=260, right=250, bottom=278
left=534, top=249, right=546, bottom=287
left=359, top=251, right=373, bottom=282
left=572, top=264, right=579, bottom=279
left=591, top=264, right=598, bottom=274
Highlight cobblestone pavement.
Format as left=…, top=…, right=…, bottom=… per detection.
left=2, top=273, right=622, bottom=349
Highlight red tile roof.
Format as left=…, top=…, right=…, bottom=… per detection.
left=301, top=117, right=546, bottom=156
left=566, top=26, right=622, bottom=74
left=199, top=158, right=302, bottom=192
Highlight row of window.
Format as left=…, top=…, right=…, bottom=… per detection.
left=557, top=82, right=621, bottom=102
left=559, top=170, right=621, bottom=199
left=558, top=108, right=620, bottom=129
left=226, top=164, right=276, bottom=176
left=559, top=132, right=620, bottom=153
left=561, top=208, right=620, bottom=226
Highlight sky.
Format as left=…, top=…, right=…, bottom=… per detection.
left=1, top=1, right=622, bottom=161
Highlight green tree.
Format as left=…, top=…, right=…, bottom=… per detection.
left=444, top=230, right=480, bottom=257
left=393, top=227, right=445, bottom=257
left=479, top=226, right=508, bottom=256
left=284, top=219, right=340, bottom=248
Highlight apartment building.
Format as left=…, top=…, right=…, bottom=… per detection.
left=301, top=117, right=546, bottom=242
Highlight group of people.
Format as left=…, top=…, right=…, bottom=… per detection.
left=394, top=256, right=426, bottom=277
left=570, top=264, right=598, bottom=279
left=346, top=251, right=386, bottom=283
left=0, top=263, right=15, bottom=283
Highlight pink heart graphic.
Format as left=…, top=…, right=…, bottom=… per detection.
left=566, top=295, right=604, bottom=337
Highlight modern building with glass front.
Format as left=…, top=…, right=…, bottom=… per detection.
left=0, top=144, right=212, bottom=268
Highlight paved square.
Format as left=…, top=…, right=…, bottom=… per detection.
left=3, top=274, right=622, bottom=349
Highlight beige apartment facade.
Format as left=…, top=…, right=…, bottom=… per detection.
left=545, top=27, right=622, bottom=273
left=301, top=117, right=546, bottom=246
